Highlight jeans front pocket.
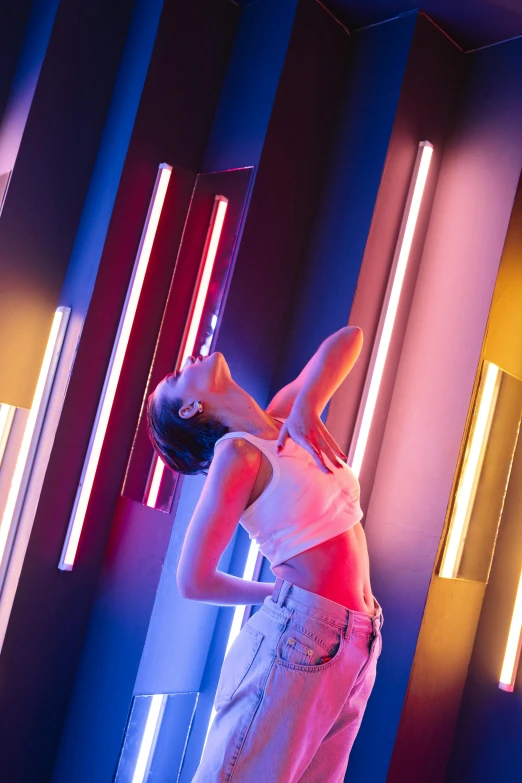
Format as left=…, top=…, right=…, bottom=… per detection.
left=279, top=620, right=343, bottom=670
left=215, top=624, right=264, bottom=703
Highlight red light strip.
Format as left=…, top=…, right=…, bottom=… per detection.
left=59, top=164, right=172, bottom=570
left=146, top=196, right=228, bottom=507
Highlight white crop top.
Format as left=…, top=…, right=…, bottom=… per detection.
left=214, top=420, right=364, bottom=568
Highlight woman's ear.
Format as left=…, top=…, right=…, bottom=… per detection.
left=178, top=400, right=203, bottom=420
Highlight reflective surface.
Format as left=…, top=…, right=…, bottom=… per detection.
left=122, top=167, right=253, bottom=510
left=115, top=692, right=199, bottom=783
left=440, top=361, right=522, bottom=582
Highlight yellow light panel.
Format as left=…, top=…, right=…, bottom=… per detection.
left=440, top=361, right=500, bottom=579
left=0, top=307, right=70, bottom=573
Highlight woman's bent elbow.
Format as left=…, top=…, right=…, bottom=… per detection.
left=177, top=571, right=198, bottom=600
left=177, top=580, right=200, bottom=600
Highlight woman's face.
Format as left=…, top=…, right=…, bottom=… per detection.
left=155, top=351, right=231, bottom=412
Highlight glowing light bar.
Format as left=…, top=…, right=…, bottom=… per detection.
left=205, top=541, right=261, bottom=742
left=0, top=404, right=16, bottom=469
left=0, top=307, right=70, bottom=575
left=225, top=542, right=260, bottom=657
left=440, top=361, right=500, bottom=579
left=348, top=142, right=433, bottom=479
left=182, top=197, right=228, bottom=363
left=500, top=568, right=522, bottom=692
left=132, top=694, right=167, bottom=783
left=146, top=457, right=164, bottom=509
left=145, top=196, right=228, bottom=508
left=60, top=164, right=172, bottom=570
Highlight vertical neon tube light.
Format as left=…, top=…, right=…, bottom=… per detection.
left=348, top=142, right=433, bottom=479
left=0, top=404, right=16, bottom=469
left=500, top=569, right=522, bottom=692
left=440, top=362, right=500, bottom=579
left=132, top=694, right=167, bottom=783
left=0, top=307, right=70, bottom=577
left=59, top=164, right=172, bottom=570
left=205, top=541, right=261, bottom=743
left=223, top=543, right=260, bottom=657
left=145, top=196, right=228, bottom=508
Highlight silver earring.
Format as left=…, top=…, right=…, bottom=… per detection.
left=197, top=402, right=203, bottom=413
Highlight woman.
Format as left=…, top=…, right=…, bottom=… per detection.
left=147, top=326, right=383, bottom=782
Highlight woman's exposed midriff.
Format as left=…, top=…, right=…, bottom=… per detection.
left=271, top=524, right=376, bottom=615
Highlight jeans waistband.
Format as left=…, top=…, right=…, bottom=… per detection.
left=271, top=578, right=383, bottom=638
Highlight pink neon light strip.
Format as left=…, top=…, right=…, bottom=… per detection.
left=59, top=164, right=172, bottom=570
left=146, top=196, right=228, bottom=508
left=349, top=142, right=433, bottom=478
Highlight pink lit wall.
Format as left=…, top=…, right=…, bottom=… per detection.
left=358, top=34, right=522, bottom=780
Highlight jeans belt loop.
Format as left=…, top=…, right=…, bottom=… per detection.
left=345, top=611, right=355, bottom=640
left=271, top=576, right=284, bottom=604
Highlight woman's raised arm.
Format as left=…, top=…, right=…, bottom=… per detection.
left=267, top=326, right=363, bottom=472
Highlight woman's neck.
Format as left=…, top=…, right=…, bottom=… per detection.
left=212, top=384, right=280, bottom=438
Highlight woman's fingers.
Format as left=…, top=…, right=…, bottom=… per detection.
left=278, top=425, right=330, bottom=473
left=305, top=431, right=333, bottom=474
left=314, top=434, right=343, bottom=468
left=276, top=418, right=345, bottom=474
left=317, top=419, right=347, bottom=461
left=276, top=424, right=289, bottom=453
left=308, top=420, right=344, bottom=467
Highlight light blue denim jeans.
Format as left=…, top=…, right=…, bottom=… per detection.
left=192, top=578, right=383, bottom=782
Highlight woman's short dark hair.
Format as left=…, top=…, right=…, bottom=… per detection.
left=146, top=388, right=229, bottom=476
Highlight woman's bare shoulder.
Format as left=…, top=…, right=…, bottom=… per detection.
left=213, top=435, right=262, bottom=471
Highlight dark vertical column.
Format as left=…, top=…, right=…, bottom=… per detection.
left=203, top=0, right=299, bottom=172
left=215, top=0, right=349, bottom=404
left=0, top=0, right=59, bottom=176
left=0, top=0, right=34, bottom=124
left=268, top=13, right=417, bottom=400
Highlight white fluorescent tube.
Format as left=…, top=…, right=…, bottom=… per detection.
left=0, top=307, right=70, bottom=579
left=500, top=568, right=522, bottom=692
left=349, top=142, right=433, bottom=479
left=440, top=361, right=500, bottom=579
left=60, top=164, right=172, bottom=570
left=0, top=404, right=16, bottom=469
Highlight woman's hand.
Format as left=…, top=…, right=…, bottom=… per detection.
left=275, top=400, right=347, bottom=473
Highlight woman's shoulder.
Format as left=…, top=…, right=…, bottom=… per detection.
left=213, top=434, right=263, bottom=467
